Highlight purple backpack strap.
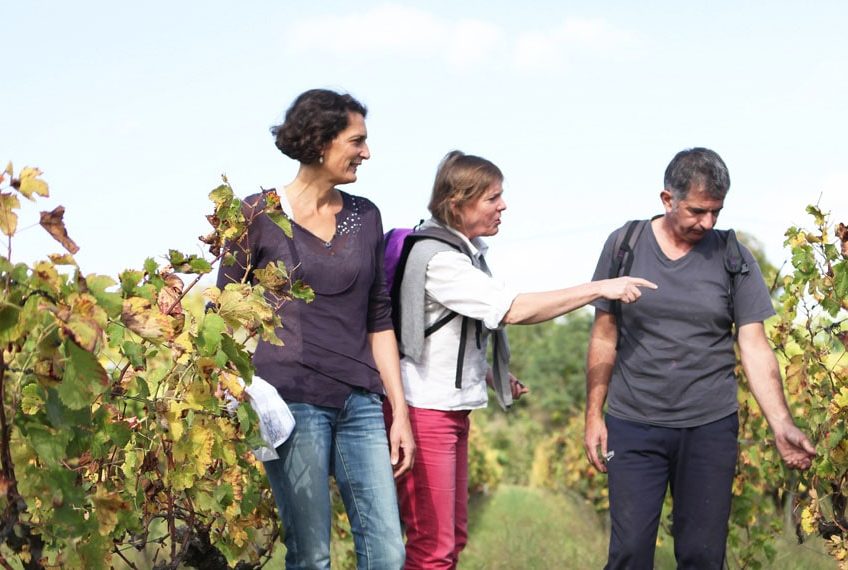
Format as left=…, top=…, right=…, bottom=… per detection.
left=383, top=228, right=414, bottom=290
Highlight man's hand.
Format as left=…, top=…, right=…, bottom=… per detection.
left=583, top=413, right=609, bottom=473
left=773, top=421, right=816, bottom=470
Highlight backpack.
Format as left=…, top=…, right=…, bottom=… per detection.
left=608, top=218, right=750, bottom=340
left=383, top=226, right=483, bottom=389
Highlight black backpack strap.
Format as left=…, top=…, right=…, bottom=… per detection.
left=455, top=316, right=470, bottom=389
left=610, top=220, right=648, bottom=346
left=723, top=229, right=749, bottom=276
left=720, top=229, right=749, bottom=321
left=425, top=311, right=459, bottom=336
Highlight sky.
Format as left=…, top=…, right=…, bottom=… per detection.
left=3, top=1, right=847, bottom=292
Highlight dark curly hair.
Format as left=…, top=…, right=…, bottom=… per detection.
left=270, top=89, right=368, bottom=165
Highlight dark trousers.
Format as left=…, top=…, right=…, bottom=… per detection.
left=604, top=413, right=739, bottom=570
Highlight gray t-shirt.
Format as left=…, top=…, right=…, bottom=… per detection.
left=591, top=222, right=775, bottom=428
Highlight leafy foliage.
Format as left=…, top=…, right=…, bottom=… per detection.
left=0, top=164, right=311, bottom=568
left=769, top=205, right=848, bottom=567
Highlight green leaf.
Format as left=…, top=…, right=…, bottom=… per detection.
left=143, top=257, right=159, bottom=276
left=122, top=341, right=145, bottom=370
left=209, top=183, right=234, bottom=207
left=0, top=303, right=21, bottom=342
left=85, top=274, right=123, bottom=317
left=188, top=257, right=212, bottom=274
left=58, top=339, right=109, bottom=410
left=27, top=424, right=70, bottom=466
left=266, top=210, right=293, bottom=238
left=106, top=421, right=132, bottom=448
left=291, top=280, right=315, bottom=303
left=833, top=261, right=848, bottom=300
left=221, top=334, right=252, bottom=381
left=134, top=375, right=150, bottom=399
left=119, top=270, right=144, bottom=295
left=213, top=482, right=234, bottom=506
left=21, top=383, right=45, bottom=415
left=44, top=386, right=92, bottom=428
left=197, top=313, right=226, bottom=356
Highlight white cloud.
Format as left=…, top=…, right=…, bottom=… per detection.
left=286, top=6, right=637, bottom=71
left=512, top=17, right=638, bottom=70
left=286, top=3, right=503, bottom=69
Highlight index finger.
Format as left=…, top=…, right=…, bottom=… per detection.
left=630, top=278, right=658, bottom=289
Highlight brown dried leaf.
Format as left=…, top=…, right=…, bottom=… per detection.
left=157, top=272, right=185, bottom=316
left=836, top=223, right=848, bottom=258
left=39, top=206, right=79, bottom=254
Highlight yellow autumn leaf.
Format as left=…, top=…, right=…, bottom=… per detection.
left=121, top=297, right=175, bottom=342
left=800, top=505, right=817, bottom=534
left=189, top=424, right=215, bottom=476
left=164, top=400, right=190, bottom=441
left=48, top=253, right=77, bottom=266
left=18, top=166, right=49, bottom=200
left=93, top=486, right=128, bottom=536
left=32, top=260, right=62, bottom=293
left=219, top=371, right=244, bottom=399
left=0, top=192, right=20, bottom=236
left=834, top=386, right=848, bottom=410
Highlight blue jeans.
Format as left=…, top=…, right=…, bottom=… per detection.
left=263, top=390, right=405, bottom=570
left=605, top=413, right=738, bottom=570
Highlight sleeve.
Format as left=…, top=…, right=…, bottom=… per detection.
left=424, top=250, right=517, bottom=330
left=215, top=195, right=263, bottom=290
left=589, top=229, right=620, bottom=313
left=732, top=244, right=776, bottom=326
left=366, top=204, right=394, bottom=333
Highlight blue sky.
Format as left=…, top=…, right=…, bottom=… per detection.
left=3, top=1, right=847, bottom=290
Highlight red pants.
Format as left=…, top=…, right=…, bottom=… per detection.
left=393, top=406, right=471, bottom=570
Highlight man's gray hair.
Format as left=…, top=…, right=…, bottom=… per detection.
left=664, top=148, right=730, bottom=201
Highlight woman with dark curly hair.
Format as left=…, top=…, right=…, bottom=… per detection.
left=217, top=88, right=413, bottom=569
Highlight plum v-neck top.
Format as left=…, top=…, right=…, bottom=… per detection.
left=216, top=189, right=393, bottom=408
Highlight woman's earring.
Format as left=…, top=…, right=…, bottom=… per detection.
left=319, top=155, right=324, bottom=165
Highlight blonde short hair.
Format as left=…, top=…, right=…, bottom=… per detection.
left=428, top=151, right=503, bottom=229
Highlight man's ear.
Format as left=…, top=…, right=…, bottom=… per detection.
left=660, top=189, right=674, bottom=212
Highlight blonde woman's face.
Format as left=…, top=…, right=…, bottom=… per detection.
left=454, top=182, right=506, bottom=240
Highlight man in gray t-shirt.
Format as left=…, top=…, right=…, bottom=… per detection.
left=583, top=147, right=815, bottom=570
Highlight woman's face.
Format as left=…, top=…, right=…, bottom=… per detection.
left=453, top=181, right=507, bottom=240
left=320, top=112, right=370, bottom=185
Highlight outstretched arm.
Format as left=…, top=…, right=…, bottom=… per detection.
left=583, top=309, right=618, bottom=473
left=737, top=322, right=815, bottom=470
left=502, top=277, right=656, bottom=325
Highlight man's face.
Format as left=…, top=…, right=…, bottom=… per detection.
left=662, top=184, right=724, bottom=244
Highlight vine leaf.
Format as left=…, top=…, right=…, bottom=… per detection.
left=0, top=192, right=20, bottom=236
left=58, top=339, right=109, bottom=410
left=121, top=297, right=175, bottom=342
left=17, top=166, right=50, bottom=200
left=40, top=206, right=80, bottom=254
left=93, top=486, right=129, bottom=536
